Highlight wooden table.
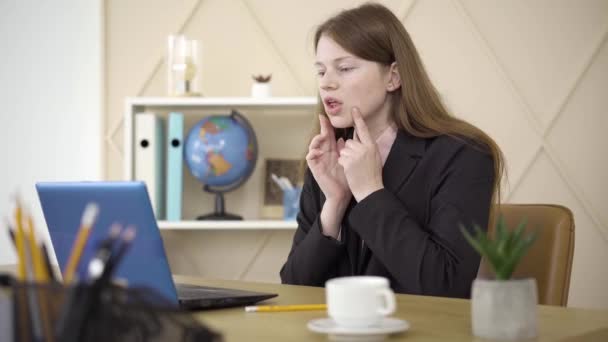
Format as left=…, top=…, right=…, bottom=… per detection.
left=175, top=276, right=608, bottom=342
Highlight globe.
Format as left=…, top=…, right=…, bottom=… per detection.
left=184, top=110, right=258, bottom=220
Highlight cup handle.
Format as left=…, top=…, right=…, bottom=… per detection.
left=376, top=288, right=396, bottom=316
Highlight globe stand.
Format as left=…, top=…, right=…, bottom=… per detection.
left=196, top=185, right=243, bottom=220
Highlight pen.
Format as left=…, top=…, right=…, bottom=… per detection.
left=99, top=226, right=136, bottom=284
left=87, top=224, right=122, bottom=281
left=271, top=173, right=287, bottom=190
left=279, top=176, right=294, bottom=190
left=7, top=222, right=16, bottom=246
left=245, top=304, right=327, bottom=312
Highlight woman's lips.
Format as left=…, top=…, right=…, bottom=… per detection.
left=325, top=102, right=343, bottom=115
left=324, top=98, right=343, bottom=115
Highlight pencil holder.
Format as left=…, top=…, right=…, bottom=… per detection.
left=282, top=187, right=302, bottom=221
left=0, top=274, right=222, bottom=342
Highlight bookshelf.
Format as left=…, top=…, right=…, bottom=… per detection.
left=124, top=96, right=317, bottom=230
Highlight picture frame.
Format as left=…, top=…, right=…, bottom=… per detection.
left=261, top=158, right=303, bottom=219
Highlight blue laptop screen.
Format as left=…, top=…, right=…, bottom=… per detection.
left=36, top=181, right=178, bottom=304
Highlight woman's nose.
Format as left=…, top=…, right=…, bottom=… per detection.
left=319, top=72, right=338, bottom=90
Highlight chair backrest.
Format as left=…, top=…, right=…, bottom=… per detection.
left=477, top=204, right=575, bottom=306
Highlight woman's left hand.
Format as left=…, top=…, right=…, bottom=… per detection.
left=338, top=107, right=384, bottom=202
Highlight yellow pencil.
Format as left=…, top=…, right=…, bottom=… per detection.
left=245, top=304, right=327, bottom=312
left=63, top=203, right=99, bottom=283
left=25, top=212, right=49, bottom=282
left=13, top=198, right=27, bottom=281
left=23, top=211, right=56, bottom=341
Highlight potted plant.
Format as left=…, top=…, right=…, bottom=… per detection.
left=251, top=74, right=272, bottom=98
left=461, top=216, right=539, bottom=340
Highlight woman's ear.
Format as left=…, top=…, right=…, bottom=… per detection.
left=386, top=62, right=401, bottom=92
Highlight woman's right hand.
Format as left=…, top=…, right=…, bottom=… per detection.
left=306, top=115, right=351, bottom=204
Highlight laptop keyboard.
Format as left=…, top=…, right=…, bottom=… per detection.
left=176, top=284, right=238, bottom=300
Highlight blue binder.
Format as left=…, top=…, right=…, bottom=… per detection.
left=166, top=112, right=184, bottom=221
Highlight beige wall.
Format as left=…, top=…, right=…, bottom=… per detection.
left=104, top=0, right=608, bottom=309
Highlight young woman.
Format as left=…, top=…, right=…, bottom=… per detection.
left=280, top=3, right=504, bottom=299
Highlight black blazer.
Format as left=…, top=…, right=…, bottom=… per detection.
left=280, top=130, right=495, bottom=298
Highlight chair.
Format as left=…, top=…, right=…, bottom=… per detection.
left=477, top=204, right=575, bottom=306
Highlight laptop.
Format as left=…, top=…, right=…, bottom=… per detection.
left=36, top=181, right=277, bottom=310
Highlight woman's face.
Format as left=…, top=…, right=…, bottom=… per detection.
left=315, top=34, right=394, bottom=130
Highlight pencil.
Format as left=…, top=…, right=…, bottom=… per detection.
left=25, top=210, right=55, bottom=341
left=24, top=212, right=49, bottom=283
left=40, top=244, right=57, bottom=282
left=21, top=229, right=44, bottom=340
left=63, top=203, right=99, bottom=283
left=24, top=215, right=55, bottom=342
left=244, top=304, right=327, bottom=312
left=13, top=198, right=27, bottom=281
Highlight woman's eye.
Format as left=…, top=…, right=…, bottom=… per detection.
left=316, top=70, right=326, bottom=76
left=339, top=66, right=354, bottom=72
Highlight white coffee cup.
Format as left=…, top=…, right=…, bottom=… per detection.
left=325, top=276, right=396, bottom=328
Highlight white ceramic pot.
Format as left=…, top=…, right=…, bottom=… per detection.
left=251, top=82, right=271, bottom=98
left=471, top=278, right=538, bottom=340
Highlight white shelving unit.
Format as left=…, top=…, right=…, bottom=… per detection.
left=124, top=96, right=317, bottom=230
left=127, top=96, right=317, bottom=108
left=157, top=220, right=298, bottom=230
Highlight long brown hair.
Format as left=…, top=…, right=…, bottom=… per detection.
left=311, top=3, right=505, bottom=218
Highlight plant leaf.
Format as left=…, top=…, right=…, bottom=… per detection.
left=461, top=224, right=497, bottom=274
left=460, top=224, right=486, bottom=257
left=506, top=217, right=528, bottom=253
left=475, top=225, right=503, bottom=275
left=499, top=230, right=538, bottom=279
left=461, top=214, right=541, bottom=280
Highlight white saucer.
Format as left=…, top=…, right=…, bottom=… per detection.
left=307, top=317, right=409, bottom=341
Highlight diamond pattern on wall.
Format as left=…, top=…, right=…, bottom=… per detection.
left=451, top=0, right=608, bottom=244
left=242, top=0, right=416, bottom=94
left=405, top=0, right=543, bottom=190
left=460, top=0, right=608, bottom=126
left=184, top=0, right=305, bottom=97
left=547, top=38, right=608, bottom=230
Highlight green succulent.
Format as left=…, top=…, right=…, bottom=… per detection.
left=460, top=215, right=538, bottom=280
